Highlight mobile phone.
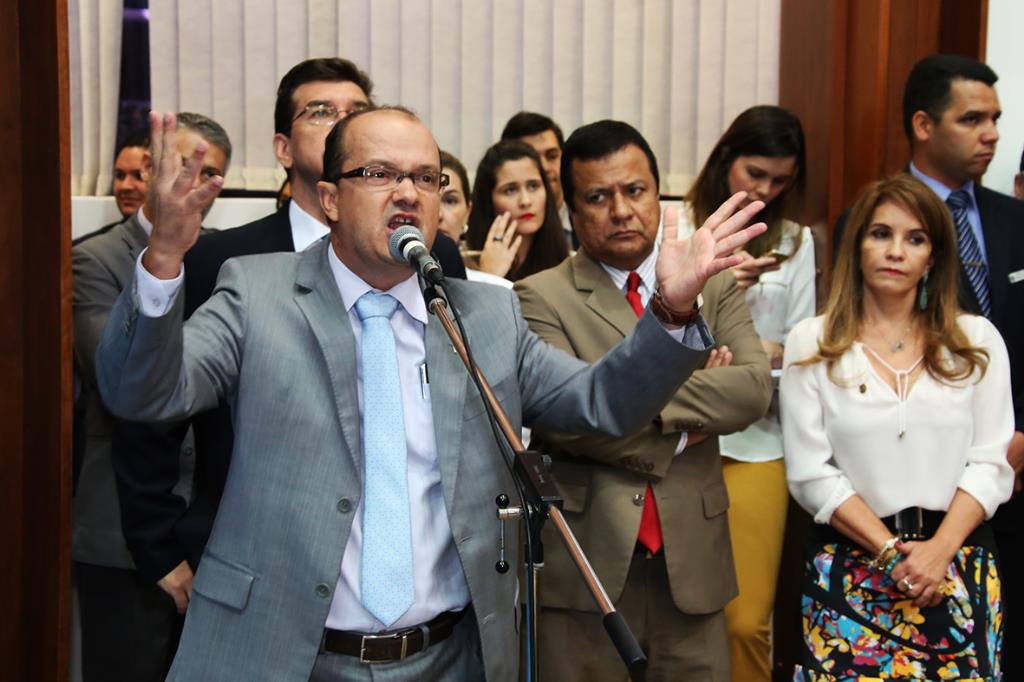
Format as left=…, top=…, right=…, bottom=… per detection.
left=766, top=248, right=792, bottom=263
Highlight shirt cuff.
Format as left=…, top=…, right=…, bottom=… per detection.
left=135, top=249, right=184, bottom=317
left=673, top=432, right=689, bottom=456
left=813, top=478, right=856, bottom=525
left=661, top=315, right=715, bottom=351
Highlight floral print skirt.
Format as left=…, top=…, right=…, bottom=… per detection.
left=794, top=541, right=1002, bottom=681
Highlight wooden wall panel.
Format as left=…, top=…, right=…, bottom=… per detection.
left=0, top=0, right=72, bottom=680
left=778, top=0, right=845, bottom=231
left=780, top=0, right=986, bottom=242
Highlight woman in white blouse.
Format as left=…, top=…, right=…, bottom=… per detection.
left=681, top=105, right=814, bottom=682
left=781, top=175, right=1013, bottom=680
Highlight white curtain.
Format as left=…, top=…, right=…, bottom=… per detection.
left=69, top=0, right=124, bottom=196
left=150, top=0, right=779, bottom=194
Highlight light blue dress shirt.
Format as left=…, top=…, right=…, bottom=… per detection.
left=909, top=162, right=988, bottom=266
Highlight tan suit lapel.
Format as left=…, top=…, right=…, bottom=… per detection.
left=571, top=250, right=637, bottom=339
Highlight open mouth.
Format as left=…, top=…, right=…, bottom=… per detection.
left=388, top=214, right=420, bottom=230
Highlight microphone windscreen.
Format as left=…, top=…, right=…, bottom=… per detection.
left=388, top=225, right=426, bottom=264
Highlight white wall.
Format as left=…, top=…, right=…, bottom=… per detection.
left=985, top=0, right=1023, bottom=196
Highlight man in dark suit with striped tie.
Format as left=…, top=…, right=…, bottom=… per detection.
left=834, top=53, right=1024, bottom=675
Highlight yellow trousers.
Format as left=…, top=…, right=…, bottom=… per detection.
left=721, top=458, right=788, bottom=682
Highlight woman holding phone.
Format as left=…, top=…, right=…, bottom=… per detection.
left=680, top=105, right=814, bottom=681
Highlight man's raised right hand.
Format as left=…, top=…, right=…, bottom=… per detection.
left=142, top=111, right=224, bottom=279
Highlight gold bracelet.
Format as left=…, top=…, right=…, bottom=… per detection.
left=868, top=536, right=900, bottom=570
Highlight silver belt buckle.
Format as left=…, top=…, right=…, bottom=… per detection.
left=359, top=631, right=411, bottom=664
left=894, top=507, right=925, bottom=541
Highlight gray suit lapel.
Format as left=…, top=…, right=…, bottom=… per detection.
left=573, top=251, right=635, bottom=339
left=120, top=214, right=149, bottom=264
left=425, top=298, right=468, bottom=512
left=293, top=242, right=362, bottom=474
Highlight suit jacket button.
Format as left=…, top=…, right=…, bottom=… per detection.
left=336, top=498, right=353, bottom=514
left=632, top=493, right=644, bottom=507
left=315, top=583, right=331, bottom=598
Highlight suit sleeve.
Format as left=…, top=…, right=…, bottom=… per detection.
left=96, top=258, right=248, bottom=423
left=515, top=275, right=768, bottom=479
left=516, top=278, right=679, bottom=476
left=653, top=274, right=772, bottom=434
left=780, top=319, right=855, bottom=523
left=110, top=238, right=228, bottom=581
left=111, top=419, right=192, bottom=581
left=509, top=287, right=710, bottom=452
left=72, top=244, right=123, bottom=384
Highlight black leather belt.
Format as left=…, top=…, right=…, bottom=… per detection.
left=321, top=608, right=466, bottom=663
left=810, top=507, right=995, bottom=550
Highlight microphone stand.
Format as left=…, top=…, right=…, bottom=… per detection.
left=423, top=285, right=647, bottom=682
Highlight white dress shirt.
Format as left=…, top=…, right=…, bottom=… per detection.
left=288, top=200, right=330, bottom=251
left=718, top=219, right=816, bottom=463
left=780, top=314, right=1014, bottom=525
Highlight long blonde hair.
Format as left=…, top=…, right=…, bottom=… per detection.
left=800, top=175, right=988, bottom=383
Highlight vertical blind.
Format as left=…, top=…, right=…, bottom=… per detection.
left=69, top=0, right=124, bottom=196
left=73, top=0, right=780, bottom=196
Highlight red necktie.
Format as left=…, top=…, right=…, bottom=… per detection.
left=626, top=272, right=663, bottom=554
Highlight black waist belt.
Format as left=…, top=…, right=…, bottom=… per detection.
left=810, top=507, right=995, bottom=550
left=321, top=608, right=467, bottom=663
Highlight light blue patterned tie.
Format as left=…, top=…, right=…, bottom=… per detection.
left=355, top=292, right=414, bottom=627
left=947, top=190, right=991, bottom=318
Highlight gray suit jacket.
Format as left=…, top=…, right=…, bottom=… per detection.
left=72, top=214, right=198, bottom=570
left=95, top=239, right=711, bottom=681
left=72, top=213, right=193, bottom=568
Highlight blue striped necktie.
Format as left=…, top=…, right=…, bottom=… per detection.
left=354, top=291, right=414, bottom=627
left=946, top=190, right=991, bottom=318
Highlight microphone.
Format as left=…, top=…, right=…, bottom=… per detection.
left=388, top=226, right=445, bottom=285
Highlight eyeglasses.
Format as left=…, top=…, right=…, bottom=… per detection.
left=292, top=102, right=369, bottom=126
left=336, top=165, right=450, bottom=193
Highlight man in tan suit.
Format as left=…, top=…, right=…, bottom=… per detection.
left=515, top=120, right=772, bottom=681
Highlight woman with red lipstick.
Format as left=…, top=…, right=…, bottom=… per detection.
left=781, top=175, right=1013, bottom=680
left=438, top=150, right=514, bottom=289
left=465, top=140, right=568, bottom=281
left=680, top=105, right=813, bottom=682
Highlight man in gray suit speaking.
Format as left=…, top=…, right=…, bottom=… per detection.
left=94, top=107, right=767, bottom=681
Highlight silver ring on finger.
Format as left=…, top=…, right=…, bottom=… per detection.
left=900, top=577, right=914, bottom=592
